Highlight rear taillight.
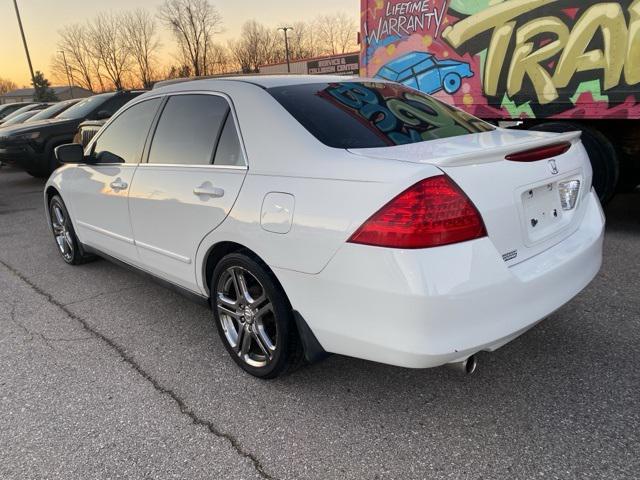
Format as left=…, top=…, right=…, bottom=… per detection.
left=505, top=142, right=571, bottom=162
left=348, top=175, right=487, bottom=249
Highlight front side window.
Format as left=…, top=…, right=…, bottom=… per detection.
left=268, top=81, right=494, bottom=149
left=91, top=98, right=161, bottom=164
left=148, top=94, right=229, bottom=165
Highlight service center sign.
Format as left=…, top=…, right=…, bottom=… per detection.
left=308, top=54, right=360, bottom=75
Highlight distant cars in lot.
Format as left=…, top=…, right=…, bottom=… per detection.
left=0, top=91, right=143, bottom=177
left=45, top=76, right=603, bottom=379
left=0, top=102, right=34, bottom=120
left=0, top=100, right=81, bottom=128
left=0, top=103, right=51, bottom=126
left=0, top=110, right=41, bottom=127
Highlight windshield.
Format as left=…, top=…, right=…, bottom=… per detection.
left=28, top=100, right=78, bottom=122
left=57, top=93, right=112, bottom=120
left=268, top=81, right=494, bottom=149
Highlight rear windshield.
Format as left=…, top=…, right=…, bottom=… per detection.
left=268, top=82, right=494, bottom=149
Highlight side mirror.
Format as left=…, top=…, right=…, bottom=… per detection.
left=95, top=110, right=111, bottom=120
left=55, top=143, right=85, bottom=164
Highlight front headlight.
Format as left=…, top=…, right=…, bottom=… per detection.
left=14, top=132, right=41, bottom=141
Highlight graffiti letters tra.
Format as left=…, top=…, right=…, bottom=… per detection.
left=442, top=0, right=640, bottom=105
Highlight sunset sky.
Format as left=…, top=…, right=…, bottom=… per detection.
left=1, top=0, right=359, bottom=87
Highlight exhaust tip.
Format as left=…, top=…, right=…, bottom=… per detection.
left=465, top=355, right=478, bottom=375
left=446, top=355, right=478, bottom=375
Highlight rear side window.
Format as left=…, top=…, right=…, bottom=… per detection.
left=148, top=94, right=229, bottom=165
left=91, top=98, right=161, bottom=164
left=213, top=116, right=244, bottom=166
left=268, top=82, right=494, bottom=149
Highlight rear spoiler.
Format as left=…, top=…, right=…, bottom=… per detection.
left=436, top=131, right=582, bottom=167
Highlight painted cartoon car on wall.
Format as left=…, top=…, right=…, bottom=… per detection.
left=375, top=52, right=473, bottom=95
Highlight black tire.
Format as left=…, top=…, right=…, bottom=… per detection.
left=48, top=195, right=95, bottom=265
left=211, top=252, right=303, bottom=379
left=26, top=169, right=48, bottom=178
left=529, top=121, right=619, bottom=204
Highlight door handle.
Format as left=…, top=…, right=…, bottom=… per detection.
left=110, top=179, right=128, bottom=190
left=193, top=183, right=224, bottom=198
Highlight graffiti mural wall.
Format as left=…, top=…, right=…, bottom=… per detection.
left=360, top=0, right=640, bottom=119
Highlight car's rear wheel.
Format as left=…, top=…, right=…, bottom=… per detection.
left=211, top=252, right=303, bottom=378
left=48, top=195, right=94, bottom=265
left=529, top=121, right=619, bottom=204
left=443, top=73, right=462, bottom=94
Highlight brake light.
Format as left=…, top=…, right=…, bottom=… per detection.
left=348, top=175, right=487, bottom=249
left=505, top=142, right=571, bottom=162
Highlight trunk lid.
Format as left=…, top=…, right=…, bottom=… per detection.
left=348, top=129, right=592, bottom=265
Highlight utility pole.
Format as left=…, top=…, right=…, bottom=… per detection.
left=278, top=26, right=293, bottom=73
left=12, top=0, right=36, bottom=89
left=59, top=50, right=74, bottom=98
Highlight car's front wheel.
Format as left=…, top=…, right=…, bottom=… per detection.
left=211, top=252, right=303, bottom=378
left=442, top=72, right=462, bottom=94
left=48, top=195, right=94, bottom=265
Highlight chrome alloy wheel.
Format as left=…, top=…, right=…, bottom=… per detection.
left=50, top=204, right=74, bottom=262
left=216, top=266, right=277, bottom=368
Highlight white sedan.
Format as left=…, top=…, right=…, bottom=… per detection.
left=45, top=76, right=604, bottom=378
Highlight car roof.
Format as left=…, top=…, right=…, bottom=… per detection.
left=153, top=74, right=383, bottom=91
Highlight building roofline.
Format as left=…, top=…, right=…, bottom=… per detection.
left=259, top=51, right=360, bottom=69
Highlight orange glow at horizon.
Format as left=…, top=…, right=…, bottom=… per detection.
left=1, top=0, right=359, bottom=88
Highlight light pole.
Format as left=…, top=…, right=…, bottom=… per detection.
left=58, top=50, right=74, bottom=98
left=278, top=26, right=293, bottom=73
left=12, top=0, right=36, bottom=89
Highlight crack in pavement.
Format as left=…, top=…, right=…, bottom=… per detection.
left=61, top=282, right=147, bottom=307
left=0, top=257, right=277, bottom=480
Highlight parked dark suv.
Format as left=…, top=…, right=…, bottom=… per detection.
left=0, top=91, right=144, bottom=177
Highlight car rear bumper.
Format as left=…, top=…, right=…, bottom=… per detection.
left=275, top=190, right=605, bottom=368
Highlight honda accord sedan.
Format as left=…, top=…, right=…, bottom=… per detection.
left=45, top=76, right=604, bottom=378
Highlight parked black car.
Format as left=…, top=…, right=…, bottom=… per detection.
left=0, top=91, right=144, bottom=177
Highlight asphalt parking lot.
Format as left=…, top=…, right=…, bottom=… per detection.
left=0, top=165, right=638, bottom=480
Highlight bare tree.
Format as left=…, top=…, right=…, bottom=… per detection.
left=87, top=13, right=131, bottom=90
left=159, top=0, right=223, bottom=77
left=53, top=24, right=95, bottom=92
left=287, top=21, right=321, bottom=60
left=123, top=9, right=161, bottom=89
left=229, top=20, right=283, bottom=73
left=315, top=12, right=358, bottom=55
left=0, top=77, right=18, bottom=95
left=205, top=43, right=232, bottom=74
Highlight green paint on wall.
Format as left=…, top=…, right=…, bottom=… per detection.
left=501, top=94, right=536, bottom=119
left=449, top=0, right=506, bottom=16
left=570, top=80, right=609, bottom=105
